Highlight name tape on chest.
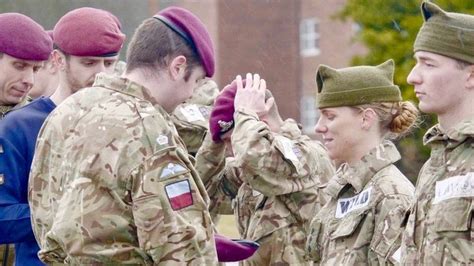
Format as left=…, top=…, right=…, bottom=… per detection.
left=335, top=187, right=372, bottom=218
left=180, top=104, right=205, bottom=122
left=165, top=179, right=193, bottom=210
left=434, top=172, right=474, bottom=204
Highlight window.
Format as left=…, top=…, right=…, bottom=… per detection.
left=300, top=18, right=320, bottom=56
left=300, top=96, right=319, bottom=134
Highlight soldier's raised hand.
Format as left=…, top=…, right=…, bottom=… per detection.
left=234, top=73, right=268, bottom=116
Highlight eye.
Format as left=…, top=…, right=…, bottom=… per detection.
left=14, top=63, right=26, bottom=70
left=104, top=61, right=114, bottom=67
left=33, top=66, right=42, bottom=73
left=82, top=61, right=96, bottom=66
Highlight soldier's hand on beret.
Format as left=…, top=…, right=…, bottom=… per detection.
left=234, top=73, right=267, bottom=116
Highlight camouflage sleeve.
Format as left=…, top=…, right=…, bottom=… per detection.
left=195, top=133, right=242, bottom=222
left=130, top=145, right=217, bottom=264
left=370, top=193, right=412, bottom=264
left=231, top=109, right=327, bottom=196
left=28, top=118, right=67, bottom=262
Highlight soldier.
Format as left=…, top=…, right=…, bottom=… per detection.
left=29, top=6, right=219, bottom=264
left=28, top=30, right=59, bottom=98
left=401, top=2, right=474, bottom=264
left=305, top=60, right=419, bottom=264
left=172, top=79, right=219, bottom=155
left=0, top=13, right=52, bottom=118
left=0, top=7, right=124, bottom=266
left=0, top=12, right=52, bottom=265
left=196, top=74, right=335, bottom=265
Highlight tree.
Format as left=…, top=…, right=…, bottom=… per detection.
left=338, top=0, right=474, bottom=182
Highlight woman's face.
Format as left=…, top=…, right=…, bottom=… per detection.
left=314, top=106, right=364, bottom=163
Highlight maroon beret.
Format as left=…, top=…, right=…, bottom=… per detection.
left=209, top=81, right=239, bottom=142
left=155, top=7, right=215, bottom=77
left=46, top=30, right=53, bottom=41
left=0, top=13, right=52, bottom=61
left=53, top=7, right=125, bottom=57
left=215, top=234, right=259, bottom=262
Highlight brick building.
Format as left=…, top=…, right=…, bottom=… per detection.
left=1, top=0, right=365, bottom=133
left=160, top=0, right=366, bottom=134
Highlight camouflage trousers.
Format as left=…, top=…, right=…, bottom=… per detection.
left=0, top=245, right=14, bottom=266
left=241, top=224, right=312, bottom=266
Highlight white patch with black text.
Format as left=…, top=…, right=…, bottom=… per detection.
left=276, top=135, right=299, bottom=162
left=433, top=173, right=474, bottom=204
left=335, top=187, right=372, bottom=218
left=180, top=104, right=205, bottom=122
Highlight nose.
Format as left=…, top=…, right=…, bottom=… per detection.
left=314, top=117, right=326, bottom=134
left=407, top=64, right=421, bottom=85
left=22, top=69, right=35, bottom=88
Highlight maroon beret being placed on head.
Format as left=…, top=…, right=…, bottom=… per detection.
left=0, top=13, right=52, bottom=61
left=53, top=7, right=125, bottom=57
left=155, top=7, right=215, bottom=77
left=209, top=80, right=241, bottom=142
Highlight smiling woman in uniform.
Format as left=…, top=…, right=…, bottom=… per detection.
left=305, top=59, right=418, bottom=265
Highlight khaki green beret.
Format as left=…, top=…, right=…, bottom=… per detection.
left=414, top=1, right=474, bottom=63
left=316, top=59, right=402, bottom=108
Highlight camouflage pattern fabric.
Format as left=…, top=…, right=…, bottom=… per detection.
left=306, top=141, right=414, bottom=265
left=28, top=73, right=218, bottom=265
left=231, top=109, right=335, bottom=265
left=171, top=79, right=219, bottom=154
left=0, top=96, right=31, bottom=119
left=194, top=133, right=242, bottom=223
left=401, top=120, right=474, bottom=265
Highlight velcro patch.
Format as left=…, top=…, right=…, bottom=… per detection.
left=160, top=163, right=188, bottom=179
left=165, top=180, right=193, bottom=210
left=335, top=187, right=372, bottom=218
left=275, top=135, right=299, bottom=162
left=180, top=104, right=205, bottom=122
left=434, top=173, right=474, bottom=204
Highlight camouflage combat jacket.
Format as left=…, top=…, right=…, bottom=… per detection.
left=306, top=141, right=414, bottom=265
left=171, top=80, right=219, bottom=154
left=401, top=120, right=474, bottom=265
left=194, top=133, right=242, bottom=223
left=232, top=109, right=335, bottom=264
left=28, top=73, right=218, bottom=265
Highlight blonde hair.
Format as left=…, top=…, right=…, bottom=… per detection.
left=352, top=101, right=419, bottom=140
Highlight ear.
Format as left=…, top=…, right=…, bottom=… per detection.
left=421, top=1, right=447, bottom=21
left=169, top=55, right=187, bottom=81
left=466, top=65, right=474, bottom=90
left=361, top=108, right=378, bottom=131
left=316, top=64, right=338, bottom=93
left=52, top=50, right=66, bottom=71
left=377, top=59, right=395, bottom=81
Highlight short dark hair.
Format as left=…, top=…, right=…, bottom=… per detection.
left=126, top=18, right=200, bottom=81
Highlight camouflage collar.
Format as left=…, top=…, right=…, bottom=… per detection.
left=93, top=73, right=160, bottom=106
left=424, top=118, right=474, bottom=148
left=325, top=141, right=401, bottom=197
left=0, top=96, right=31, bottom=119
left=0, top=104, right=14, bottom=118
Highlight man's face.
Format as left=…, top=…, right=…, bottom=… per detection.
left=0, top=53, right=42, bottom=105
left=169, top=65, right=206, bottom=111
left=407, top=51, right=471, bottom=116
left=29, top=58, right=59, bottom=98
left=64, top=55, right=119, bottom=93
